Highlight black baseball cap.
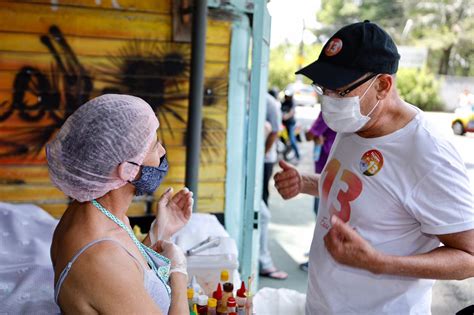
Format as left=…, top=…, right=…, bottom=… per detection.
left=295, top=20, right=400, bottom=90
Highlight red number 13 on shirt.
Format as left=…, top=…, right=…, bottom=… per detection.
left=322, top=159, right=363, bottom=222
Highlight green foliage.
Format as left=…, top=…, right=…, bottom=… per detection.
left=315, top=0, right=474, bottom=76
left=316, top=0, right=406, bottom=44
left=268, top=45, right=298, bottom=90
left=404, top=0, right=474, bottom=75
left=268, top=43, right=323, bottom=90
left=396, top=68, right=444, bottom=111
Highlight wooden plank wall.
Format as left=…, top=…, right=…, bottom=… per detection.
left=0, top=1, right=230, bottom=217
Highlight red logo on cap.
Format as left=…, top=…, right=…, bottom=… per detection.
left=325, top=38, right=343, bottom=56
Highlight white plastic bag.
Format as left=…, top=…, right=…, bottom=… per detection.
left=254, top=287, right=306, bottom=315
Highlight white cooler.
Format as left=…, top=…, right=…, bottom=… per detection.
left=173, top=214, right=240, bottom=296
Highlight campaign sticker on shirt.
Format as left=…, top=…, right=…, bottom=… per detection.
left=324, top=38, right=343, bottom=56
left=359, top=150, right=383, bottom=176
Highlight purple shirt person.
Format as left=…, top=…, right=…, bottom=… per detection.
left=308, top=112, right=337, bottom=174
left=300, top=111, right=337, bottom=272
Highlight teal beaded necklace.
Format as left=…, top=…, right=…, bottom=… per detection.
left=91, top=199, right=171, bottom=295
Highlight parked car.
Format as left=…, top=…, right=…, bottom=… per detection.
left=285, top=82, right=317, bottom=107
left=452, top=106, right=474, bottom=135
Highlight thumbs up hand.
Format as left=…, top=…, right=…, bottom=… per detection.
left=273, top=160, right=302, bottom=200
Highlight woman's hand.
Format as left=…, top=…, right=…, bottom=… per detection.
left=151, top=187, right=193, bottom=242
left=152, top=240, right=188, bottom=276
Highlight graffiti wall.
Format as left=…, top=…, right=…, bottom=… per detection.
left=0, top=1, right=230, bottom=216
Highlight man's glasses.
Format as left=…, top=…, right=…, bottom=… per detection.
left=312, top=73, right=378, bottom=97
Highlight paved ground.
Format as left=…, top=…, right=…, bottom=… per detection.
left=259, top=109, right=474, bottom=314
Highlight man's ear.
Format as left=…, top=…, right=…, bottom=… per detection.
left=375, top=74, right=393, bottom=100
left=117, top=162, right=139, bottom=182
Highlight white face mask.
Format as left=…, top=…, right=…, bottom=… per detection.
left=321, top=75, right=380, bottom=133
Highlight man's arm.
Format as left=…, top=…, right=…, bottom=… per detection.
left=265, top=96, right=281, bottom=154
left=265, top=132, right=278, bottom=154
left=325, top=216, right=474, bottom=280
left=282, top=108, right=295, bottom=121
left=375, top=230, right=474, bottom=280
left=301, top=173, right=320, bottom=196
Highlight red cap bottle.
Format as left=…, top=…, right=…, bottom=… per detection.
left=227, top=296, right=237, bottom=314
left=213, top=283, right=223, bottom=300
left=236, top=281, right=246, bottom=298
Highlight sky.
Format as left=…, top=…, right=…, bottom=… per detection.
left=267, top=0, right=321, bottom=47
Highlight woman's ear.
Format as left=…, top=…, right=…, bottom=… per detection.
left=117, top=162, right=139, bottom=182
left=375, top=74, right=393, bottom=100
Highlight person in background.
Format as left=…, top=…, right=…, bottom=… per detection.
left=263, top=92, right=281, bottom=206
left=268, top=87, right=279, bottom=101
left=259, top=93, right=288, bottom=280
left=458, top=88, right=474, bottom=109
left=299, top=111, right=337, bottom=271
left=281, top=90, right=301, bottom=162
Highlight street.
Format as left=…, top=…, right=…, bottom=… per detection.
left=259, top=107, right=474, bottom=314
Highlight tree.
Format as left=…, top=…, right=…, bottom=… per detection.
left=316, top=0, right=406, bottom=42
left=315, top=0, right=360, bottom=41
left=268, top=43, right=323, bottom=90
left=405, top=0, right=474, bottom=75
left=314, top=0, right=474, bottom=76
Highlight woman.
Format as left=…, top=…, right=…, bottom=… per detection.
left=47, top=94, right=193, bottom=314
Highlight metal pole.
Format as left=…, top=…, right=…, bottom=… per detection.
left=185, top=0, right=207, bottom=212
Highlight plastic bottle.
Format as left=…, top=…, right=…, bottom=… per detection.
left=197, top=295, right=208, bottom=315
left=207, top=297, right=217, bottom=315
left=244, top=276, right=253, bottom=315
left=220, top=269, right=230, bottom=286
left=190, top=275, right=203, bottom=295
left=227, top=297, right=237, bottom=315
left=235, top=281, right=247, bottom=315
left=190, top=304, right=198, bottom=315
left=188, top=287, right=196, bottom=312
left=220, top=282, right=234, bottom=314
left=313, top=143, right=322, bottom=161
left=212, top=283, right=223, bottom=314
left=244, top=292, right=253, bottom=315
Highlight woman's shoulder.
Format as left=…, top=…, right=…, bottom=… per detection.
left=56, top=238, right=148, bottom=313
left=52, top=206, right=137, bottom=277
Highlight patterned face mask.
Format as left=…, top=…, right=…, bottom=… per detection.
left=128, top=155, right=169, bottom=196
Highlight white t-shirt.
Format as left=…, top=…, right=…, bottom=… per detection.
left=306, top=107, right=474, bottom=315
left=265, top=94, right=282, bottom=163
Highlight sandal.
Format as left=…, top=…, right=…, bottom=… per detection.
left=259, top=268, right=288, bottom=280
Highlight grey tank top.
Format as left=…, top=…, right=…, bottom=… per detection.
left=54, top=238, right=171, bottom=313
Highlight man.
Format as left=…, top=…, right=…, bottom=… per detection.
left=281, top=90, right=301, bottom=161
left=458, top=88, right=474, bottom=109
left=259, top=92, right=288, bottom=280
left=263, top=92, right=281, bottom=206
left=274, top=21, right=474, bottom=314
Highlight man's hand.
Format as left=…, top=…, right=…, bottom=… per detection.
left=153, top=187, right=193, bottom=241
left=324, top=215, right=383, bottom=274
left=315, top=135, right=325, bottom=145
left=273, top=160, right=302, bottom=199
